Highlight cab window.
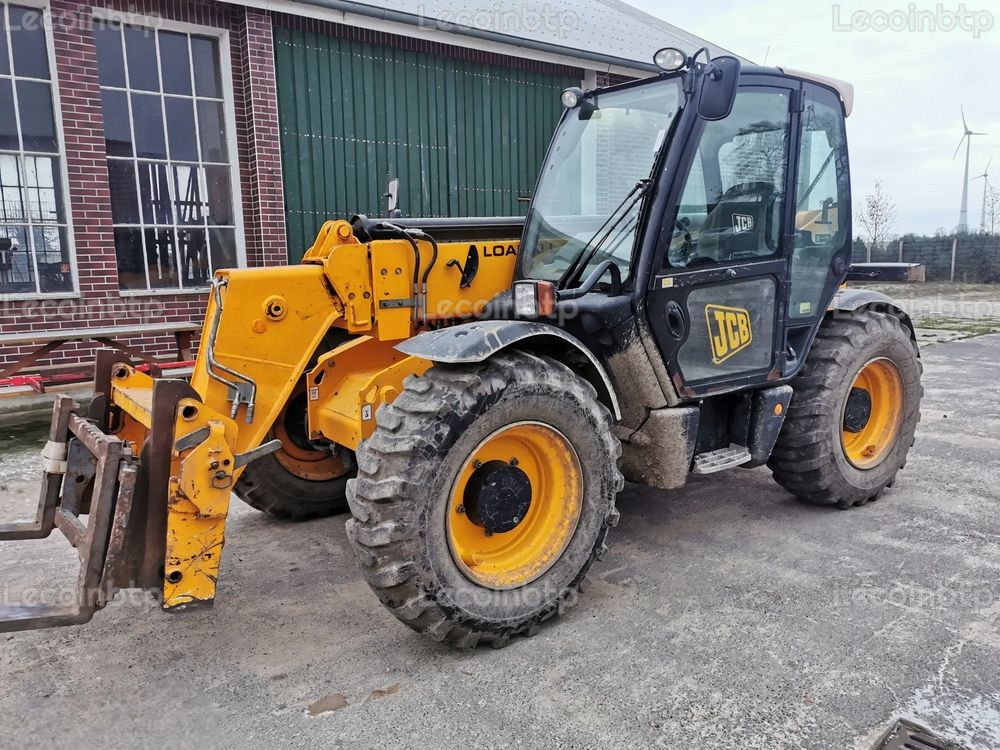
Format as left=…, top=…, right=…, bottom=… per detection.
left=788, top=87, right=850, bottom=319
left=665, top=89, right=791, bottom=269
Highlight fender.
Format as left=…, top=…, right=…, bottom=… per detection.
left=829, top=288, right=917, bottom=340
left=396, top=321, right=622, bottom=420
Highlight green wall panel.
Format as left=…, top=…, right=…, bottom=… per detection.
left=274, top=26, right=576, bottom=262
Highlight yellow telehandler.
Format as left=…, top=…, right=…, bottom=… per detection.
left=0, top=49, right=922, bottom=647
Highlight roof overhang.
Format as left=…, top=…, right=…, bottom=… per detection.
left=778, top=67, right=855, bottom=117
left=231, top=0, right=658, bottom=77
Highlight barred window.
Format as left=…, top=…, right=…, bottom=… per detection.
left=0, top=3, right=73, bottom=296
left=94, top=19, right=241, bottom=291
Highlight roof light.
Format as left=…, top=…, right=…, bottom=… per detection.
left=560, top=87, right=583, bottom=109
left=653, top=47, right=687, bottom=72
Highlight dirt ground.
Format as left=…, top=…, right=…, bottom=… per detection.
left=0, top=292, right=998, bottom=749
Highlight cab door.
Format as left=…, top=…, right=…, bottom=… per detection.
left=646, top=81, right=798, bottom=397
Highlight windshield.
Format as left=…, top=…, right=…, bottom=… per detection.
left=520, top=77, right=683, bottom=285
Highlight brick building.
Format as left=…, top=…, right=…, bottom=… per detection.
left=0, top=0, right=735, bottom=374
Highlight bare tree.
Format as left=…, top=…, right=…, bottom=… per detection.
left=985, top=183, right=1000, bottom=235
left=856, top=180, right=897, bottom=260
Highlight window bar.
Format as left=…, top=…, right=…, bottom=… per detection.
left=7, top=69, right=40, bottom=294
left=187, top=32, right=214, bottom=286
left=117, top=23, right=154, bottom=293
left=153, top=27, right=183, bottom=291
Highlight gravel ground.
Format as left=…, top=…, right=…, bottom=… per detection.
left=861, top=282, right=1000, bottom=346
left=0, top=334, right=998, bottom=750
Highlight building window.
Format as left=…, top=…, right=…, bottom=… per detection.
left=0, top=4, right=73, bottom=296
left=94, top=19, right=240, bottom=291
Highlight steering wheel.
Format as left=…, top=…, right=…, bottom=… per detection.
left=668, top=217, right=695, bottom=266
left=675, top=218, right=692, bottom=244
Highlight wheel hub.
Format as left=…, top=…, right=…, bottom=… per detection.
left=843, top=387, right=873, bottom=433
left=272, top=390, right=347, bottom=481
left=446, top=421, right=583, bottom=591
left=463, top=460, right=532, bottom=535
left=840, top=358, right=904, bottom=469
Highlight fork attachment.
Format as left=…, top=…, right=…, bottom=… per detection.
left=0, top=395, right=137, bottom=632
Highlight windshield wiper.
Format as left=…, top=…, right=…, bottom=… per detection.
left=558, top=179, right=652, bottom=291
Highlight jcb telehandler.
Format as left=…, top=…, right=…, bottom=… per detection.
left=0, top=49, right=922, bottom=647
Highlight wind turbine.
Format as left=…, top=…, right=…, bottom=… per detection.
left=973, top=157, right=992, bottom=232
left=954, top=106, right=988, bottom=232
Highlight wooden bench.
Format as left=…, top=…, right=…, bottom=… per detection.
left=0, top=322, right=201, bottom=379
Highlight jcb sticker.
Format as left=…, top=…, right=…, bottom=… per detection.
left=732, top=214, right=754, bottom=233
left=706, top=304, right=753, bottom=364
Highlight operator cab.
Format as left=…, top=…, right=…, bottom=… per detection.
left=515, top=49, right=855, bottom=403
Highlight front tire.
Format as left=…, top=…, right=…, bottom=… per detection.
left=346, top=351, right=623, bottom=647
left=769, top=310, right=922, bottom=508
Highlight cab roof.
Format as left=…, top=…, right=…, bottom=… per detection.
left=741, top=64, right=855, bottom=117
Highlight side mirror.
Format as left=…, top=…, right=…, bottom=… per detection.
left=385, top=176, right=401, bottom=218
left=696, top=55, right=741, bottom=121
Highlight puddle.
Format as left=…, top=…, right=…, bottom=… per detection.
left=370, top=683, right=401, bottom=699
left=308, top=693, right=348, bottom=716
left=0, top=423, right=47, bottom=454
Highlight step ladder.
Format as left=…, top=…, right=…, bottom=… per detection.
left=692, top=444, right=752, bottom=475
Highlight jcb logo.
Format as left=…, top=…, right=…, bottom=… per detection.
left=706, top=304, right=753, bottom=364
left=732, top=214, right=754, bottom=233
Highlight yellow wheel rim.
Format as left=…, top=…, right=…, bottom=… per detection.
left=841, top=358, right=904, bottom=470
left=447, top=422, right=583, bottom=591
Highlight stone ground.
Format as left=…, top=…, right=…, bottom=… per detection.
left=0, top=286, right=998, bottom=749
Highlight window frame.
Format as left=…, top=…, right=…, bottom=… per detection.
left=787, top=81, right=852, bottom=322
left=658, top=85, right=795, bottom=272
left=92, top=8, right=246, bottom=297
left=0, top=0, right=78, bottom=300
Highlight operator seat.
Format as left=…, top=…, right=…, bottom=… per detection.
left=696, top=182, right=776, bottom=262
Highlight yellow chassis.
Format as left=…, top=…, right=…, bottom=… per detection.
left=102, top=220, right=518, bottom=612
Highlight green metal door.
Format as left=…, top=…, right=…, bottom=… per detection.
left=274, top=25, right=578, bottom=262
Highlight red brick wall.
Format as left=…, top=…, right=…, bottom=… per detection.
left=0, top=0, right=285, bottom=373
left=236, top=6, right=285, bottom=269
left=596, top=72, right=636, bottom=87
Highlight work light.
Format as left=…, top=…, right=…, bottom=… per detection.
left=653, top=47, right=687, bottom=72
left=560, top=87, right=583, bottom=108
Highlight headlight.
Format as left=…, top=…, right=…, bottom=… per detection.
left=513, top=281, right=556, bottom=318
left=653, top=47, right=687, bottom=72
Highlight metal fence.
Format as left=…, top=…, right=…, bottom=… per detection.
left=853, top=235, right=1000, bottom=283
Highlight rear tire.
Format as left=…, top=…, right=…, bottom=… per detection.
left=235, top=388, right=355, bottom=521
left=768, top=310, right=922, bottom=509
left=235, top=452, right=351, bottom=521
left=346, top=351, right=623, bottom=647
left=235, top=330, right=356, bottom=521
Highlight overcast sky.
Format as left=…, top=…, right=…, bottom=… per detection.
left=627, top=0, right=1000, bottom=235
